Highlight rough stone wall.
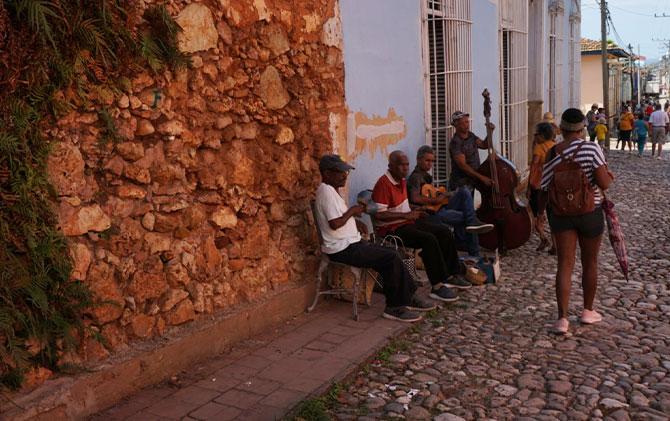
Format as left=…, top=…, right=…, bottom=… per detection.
left=46, top=0, right=344, bottom=361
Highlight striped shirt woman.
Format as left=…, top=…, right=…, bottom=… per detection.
left=541, top=108, right=614, bottom=336
left=540, top=139, right=607, bottom=206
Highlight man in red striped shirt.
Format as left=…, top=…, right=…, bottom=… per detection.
left=372, top=151, right=471, bottom=302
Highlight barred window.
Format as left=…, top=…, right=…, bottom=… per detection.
left=422, top=0, right=472, bottom=184
left=499, top=0, right=529, bottom=172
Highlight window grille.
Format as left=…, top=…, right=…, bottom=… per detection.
left=422, top=0, right=472, bottom=185
left=499, top=0, right=529, bottom=173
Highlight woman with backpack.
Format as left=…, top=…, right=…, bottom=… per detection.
left=540, top=108, right=614, bottom=335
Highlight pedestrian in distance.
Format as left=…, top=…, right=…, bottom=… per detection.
left=594, top=117, right=608, bottom=150
left=617, top=107, right=634, bottom=152
left=528, top=122, right=556, bottom=254
left=633, top=113, right=650, bottom=157
left=540, top=108, right=614, bottom=335
left=586, top=104, right=598, bottom=142
left=649, top=103, right=668, bottom=159
left=542, top=112, right=562, bottom=144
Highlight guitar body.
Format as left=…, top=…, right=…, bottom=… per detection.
left=420, top=184, right=449, bottom=212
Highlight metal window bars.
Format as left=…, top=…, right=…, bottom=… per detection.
left=499, top=0, right=529, bottom=173
left=423, top=0, right=472, bottom=185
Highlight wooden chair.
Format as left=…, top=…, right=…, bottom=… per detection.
left=308, top=201, right=367, bottom=321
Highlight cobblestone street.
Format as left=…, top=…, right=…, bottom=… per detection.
left=326, top=151, right=670, bottom=421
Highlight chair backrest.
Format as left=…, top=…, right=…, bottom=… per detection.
left=310, top=200, right=325, bottom=246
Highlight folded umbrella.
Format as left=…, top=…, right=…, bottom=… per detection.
left=601, top=197, right=629, bottom=281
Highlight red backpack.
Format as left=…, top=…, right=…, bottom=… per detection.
left=548, top=142, right=595, bottom=216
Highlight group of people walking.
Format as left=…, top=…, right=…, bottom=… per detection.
left=315, top=107, right=615, bottom=336
left=586, top=100, right=668, bottom=158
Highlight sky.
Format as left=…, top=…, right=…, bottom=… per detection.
left=581, top=0, right=670, bottom=63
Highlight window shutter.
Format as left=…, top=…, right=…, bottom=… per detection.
left=499, top=0, right=529, bottom=173
left=423, top=0, right=472, bottom=185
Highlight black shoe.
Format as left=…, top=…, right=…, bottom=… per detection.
left=429, top=285, right=459, bottom=302
left=406, top=296, right=437, bottom=312
left=445, top=274, right=472, bottom=290
left=383, top=307, right=423, bottom=322
left=465, top=219, right=494, bottom=234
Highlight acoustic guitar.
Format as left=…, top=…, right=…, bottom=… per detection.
left=420, top=184, right=449, bottom=212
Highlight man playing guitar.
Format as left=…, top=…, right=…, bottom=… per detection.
left=407, top=145, right=493, bottom=257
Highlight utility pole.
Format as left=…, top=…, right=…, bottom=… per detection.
left=637, top=44, right=641, bottom=104
left=600, top=0, right=609, bottom=150
left=628, top=44, right=635, bottom=104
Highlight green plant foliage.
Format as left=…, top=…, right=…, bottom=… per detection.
left=142, top=5, right=191, bottom=72
left=0, top=0, right=189, bottom=390
left=289, top=382, right=343, bottom=421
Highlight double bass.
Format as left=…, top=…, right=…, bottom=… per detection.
left=475, top=89, right=531, bottom=254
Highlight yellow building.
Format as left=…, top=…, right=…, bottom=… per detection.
left=580, top=39, right=631, bottom=123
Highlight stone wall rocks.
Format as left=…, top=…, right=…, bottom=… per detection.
left=45, top=0, right=345, bottom=362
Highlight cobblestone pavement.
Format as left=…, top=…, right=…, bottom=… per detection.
left=326, top=151, right=670, bottom=421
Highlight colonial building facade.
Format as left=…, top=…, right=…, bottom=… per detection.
left=337, top=0, right=582, bottom=202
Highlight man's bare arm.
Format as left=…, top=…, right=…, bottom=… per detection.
left=328, top=204, right=364, bottom=230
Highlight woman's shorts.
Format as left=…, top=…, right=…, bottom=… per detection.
left=620, top=130, right=632, bottom=141
left=548, top=207, right=604, bottom=238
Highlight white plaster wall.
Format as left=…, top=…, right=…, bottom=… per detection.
left=339, top=0, right=425, bottom=203
left=472, top=0, right=501, bottom=152
left=542, top=3, right=582, bottom=119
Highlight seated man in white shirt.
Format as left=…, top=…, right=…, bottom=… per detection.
left=315, top=154, right=435, bottom=322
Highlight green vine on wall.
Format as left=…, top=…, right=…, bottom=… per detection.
left=0, top=0, right=189, bottom=390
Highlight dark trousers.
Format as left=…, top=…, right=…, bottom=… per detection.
left=328, top=241, right=415, bottom=308
left=391, top=220, right=462, bottom=286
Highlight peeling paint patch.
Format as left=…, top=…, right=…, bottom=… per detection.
left=331, top=108, right=408, bottom=163
left=322, top=3, right=342, bottom=49
left=356, top=119, right=405, bottom=142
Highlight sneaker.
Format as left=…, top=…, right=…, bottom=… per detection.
left=429, top=284, right=459, bottom=302
left=580, top=309, right=603, bottom=324
left=406, top=296, right=438, bottom=312
left=551, top=318, right=569, bottom=335
left=444, top=275, right=472, bottom=290
left=383, top=306, right=422, bottom=322
left=465, top=219, right=495, bottom=234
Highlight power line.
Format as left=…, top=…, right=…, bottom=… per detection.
left=609, top=5, right=655, bottom=18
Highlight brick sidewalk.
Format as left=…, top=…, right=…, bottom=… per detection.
left=92, top=289, right=415, bottom=420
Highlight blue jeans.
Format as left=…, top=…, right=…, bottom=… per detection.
left=424, top=186, right=479, bottom=256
